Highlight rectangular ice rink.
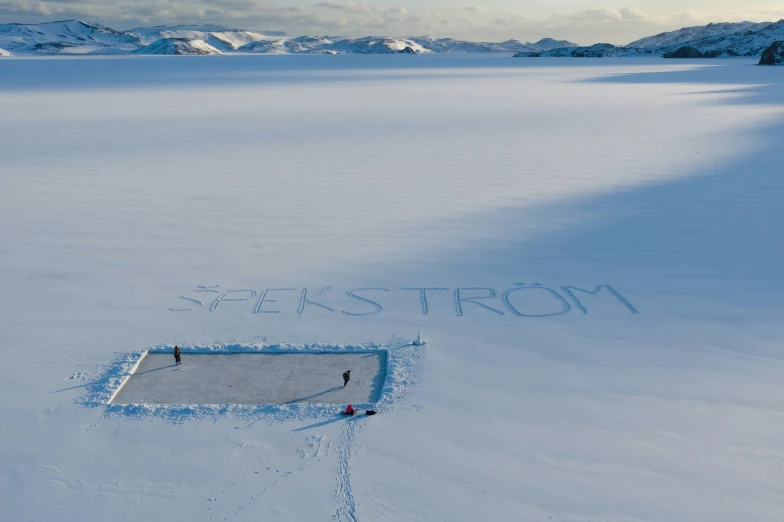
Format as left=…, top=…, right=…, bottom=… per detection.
left=111, top=352, right=387, bottom=405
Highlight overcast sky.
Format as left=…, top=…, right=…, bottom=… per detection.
left=1, top=1, right=783, bottom=44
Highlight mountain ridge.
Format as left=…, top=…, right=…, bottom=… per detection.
left=515, top=19, right=784, bottom=59
left=0, top=19, right=782, bottom=58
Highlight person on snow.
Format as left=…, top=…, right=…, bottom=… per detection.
left=173, top=345, right=181, bottom=365
left=342, top=370, right=351, bottom=388
left=343, top=404, right=356, bottom=416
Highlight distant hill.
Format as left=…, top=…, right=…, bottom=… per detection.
left=128, top=25, right=282, bottom=51
left=528, top=38, right=579, bottom=50
left=0, top=20, right=140, bottom=53
left=134, top=38, right=223, bottom=55
left=515, top=19, right=784, bottom=59
left=2, top=19, right=784, bottom=58
left=0, top=19, right=576, bottom=55
left=627, top=22, right=766, bottom=48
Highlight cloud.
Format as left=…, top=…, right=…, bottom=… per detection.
left=619, top=7, right=650, bottom=22
left=1, top=1, right=57, bottom=15
left=493, top=9, right=529, bottom=27
left=314, top=1, right=372, bottom=14
left=548, top=7, right=655, bottom=26
left=493, top=7, right=649, bottom=30
left=462, top=6, right=488, bottom=14
left=667, top=5, right=784, bottom=25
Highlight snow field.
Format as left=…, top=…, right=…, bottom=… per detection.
left=1, top=55, right=784, bottom=522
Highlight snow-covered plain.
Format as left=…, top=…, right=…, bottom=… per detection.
left=1, top=55, right=784, bottom=521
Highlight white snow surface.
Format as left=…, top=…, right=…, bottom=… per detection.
left=2, top=55, right=784, bottom=522
left=0, top=47, right=11, bottom=56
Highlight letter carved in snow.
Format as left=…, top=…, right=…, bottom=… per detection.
left=503, top=283, right=571, bottom=317
left=560, top=285, right=639, bottom=314
left=298, top=287, right=334, bottom=314
left=209, top=289, right=257, bottom=312
left=401, top=287, right=449, bottom=315
left=342, top=288, right=389, bottom=316
left=454, top=288, right=505, bottom=316
left=168, top=285, right=220, bottom=311
left=254, top=288, right=295, bottom=314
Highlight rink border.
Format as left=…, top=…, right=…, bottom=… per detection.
left=106, top=350, right=148, bottom=405
left=79, top=338, right=420, bottom=423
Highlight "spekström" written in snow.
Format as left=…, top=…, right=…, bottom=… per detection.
left=170, top=285, right=639, bottom=317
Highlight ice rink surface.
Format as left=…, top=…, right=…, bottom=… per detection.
left=2, top=55, right=784, bottom=522
left=112, top=352, right=386, bottom=405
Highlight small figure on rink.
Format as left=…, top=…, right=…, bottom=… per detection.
left=342, top=404, right=356, bottom=416
left=342, top=370, right=351, bottom=387
left=173, top=346, right=181, bottom=365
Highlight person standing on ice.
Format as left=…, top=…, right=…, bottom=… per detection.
left=342, top=370, right=351, bottom=388
left=173, top=346, right=181, bottom=365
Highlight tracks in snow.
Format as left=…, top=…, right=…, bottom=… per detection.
left=207, top=434, right=331, bottom=521
left=334, top=418, right=362, bottom=522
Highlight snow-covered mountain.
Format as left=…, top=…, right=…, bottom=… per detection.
left=516, top=19, right=784, bottom=59
left=675, top=19, right=784, bottom=56
left=237, top=39, right=287, bottom=53
left=628, top=21, right=766, bottom=48
left=407, top=37, right=534, bottom=53
left=326, top=36, right=429, bottom=54
left=528, top=37, right=579, bottom=50
left=0, top=20, right=140, bottom=53
left=0, top=20, right=573, bottom=55
left=0, top=47, right=11, bottom=56
left=239, top=35, right=533, bottom=54
left=521, top=43, right=655, bottom=58
left=128, top=24, right=282, bottom=51
left=236, top=35, right=426, bottom=54
left=134, top=38, right=223, bottom=55
left=3, top=18, right=784, bottom=58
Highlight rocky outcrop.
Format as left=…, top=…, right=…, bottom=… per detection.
left=516, top=43, right=656, bottom=58
left=759, top=41, right=784, bottom=65
left=664, top=46, right=706, bottom=58
left=663, top=46, right=735, bottom=58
